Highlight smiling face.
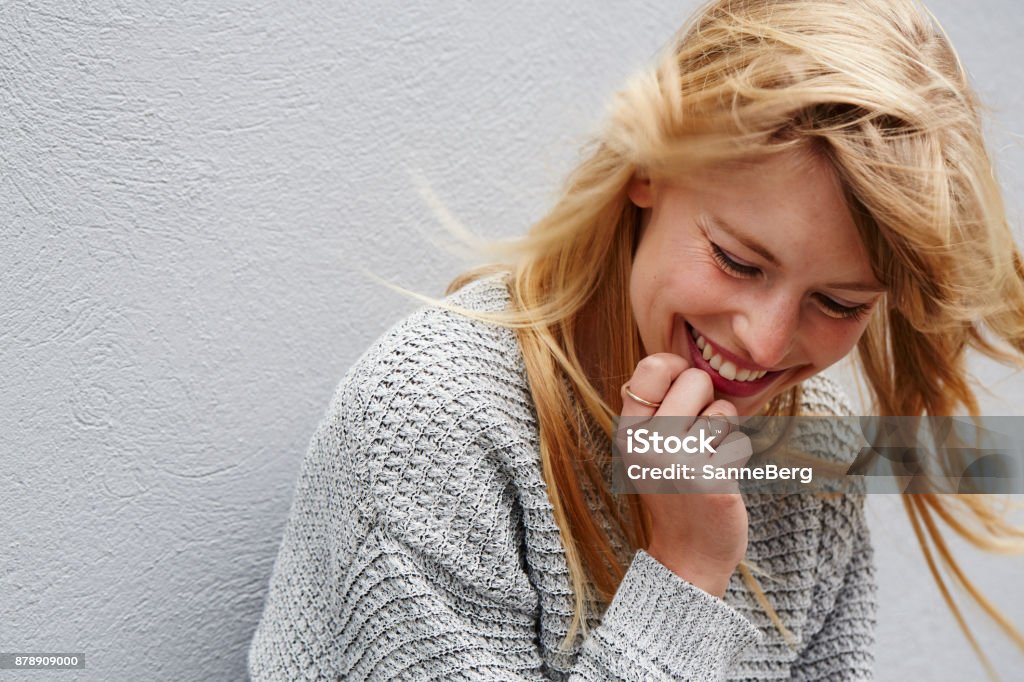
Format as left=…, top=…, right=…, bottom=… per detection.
left=628, top=148, right=885, bottom=416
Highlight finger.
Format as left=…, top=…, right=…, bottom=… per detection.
left=621, top=353, right=690, bottom=417
left=703, top=399, right=737, bottom=418
left=683, top=399, right=738, bottom=460
left=701, top=399, right=738, bottom=448
left=656, top=368, right=715, bottom=429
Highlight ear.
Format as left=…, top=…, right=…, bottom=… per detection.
left=627, top=173, right=654, bottom=208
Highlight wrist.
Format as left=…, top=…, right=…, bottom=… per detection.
left=646, top=546, right=738, bottom=598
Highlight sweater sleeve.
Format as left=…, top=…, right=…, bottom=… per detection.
left=789, top=493, right=878, bottom=681
left=575, top=549, right=765, bottom=680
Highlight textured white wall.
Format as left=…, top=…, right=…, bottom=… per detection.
left=2, top=1, right=1022, bottom=680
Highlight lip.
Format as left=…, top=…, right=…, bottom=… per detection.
left=681, top=319, right=786, bottom=398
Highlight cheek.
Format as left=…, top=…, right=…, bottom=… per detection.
left=631, top=237, right=741, bottom=335
left=806, top=321, right=866, bottom=368
left=657, top=255, right=732, bottom=304
left=633, top=252, right=700, bottom=307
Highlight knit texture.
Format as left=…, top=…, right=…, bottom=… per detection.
left=248, top=274, right=878, bottom=681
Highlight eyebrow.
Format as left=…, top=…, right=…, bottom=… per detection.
left=703, top=213, right=887, bottom=293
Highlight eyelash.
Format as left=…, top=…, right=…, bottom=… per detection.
left=710, top=242, right=759, bottom=278
left=709, top=242, right=872, bottom=321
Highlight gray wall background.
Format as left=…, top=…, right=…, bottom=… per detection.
left=3, top=1, right=1022, bottom=680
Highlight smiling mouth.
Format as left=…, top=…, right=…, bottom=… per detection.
left=682, top=321, right=786, bottom=397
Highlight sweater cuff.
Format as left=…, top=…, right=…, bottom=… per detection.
left=598, top=549, right=763, bottom=676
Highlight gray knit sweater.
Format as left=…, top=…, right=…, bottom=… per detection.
left=248, top=274, right=877, bottom=681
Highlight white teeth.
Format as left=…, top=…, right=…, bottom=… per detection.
left=691, top=327, right=770, bottom=382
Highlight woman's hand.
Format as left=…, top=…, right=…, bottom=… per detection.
left=619, top=353, right=753, bottom=598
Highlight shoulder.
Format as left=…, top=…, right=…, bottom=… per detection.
left=327, top=270, right=540, bottom=524
left=336, top=272, right=535, bottom=447
left=311, top=273, right=541, bottom=598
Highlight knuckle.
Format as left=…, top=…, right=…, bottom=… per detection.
left=634, top=354, right=670, bottom=378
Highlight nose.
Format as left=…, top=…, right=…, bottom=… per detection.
left=733, top=295, right=800, bottom=370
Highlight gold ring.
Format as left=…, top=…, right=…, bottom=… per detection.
left=693, top=416, right=714, bottom=439
left=695, top=413, right=731, bottom=454
left=624, top=384, right=662, bottom=409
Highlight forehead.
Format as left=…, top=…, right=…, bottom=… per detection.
left=674, top=151, right=880, bottom=284
left=684, top=148, right=840, bottom=207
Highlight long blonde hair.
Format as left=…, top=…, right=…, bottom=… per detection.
left=415, top=0, right=1024, bottom=675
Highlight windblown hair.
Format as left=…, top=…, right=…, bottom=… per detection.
left=409, top=0, right=1024, bottom=676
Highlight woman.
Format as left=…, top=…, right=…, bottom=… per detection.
left=249, top=0, right=1024, bottom=679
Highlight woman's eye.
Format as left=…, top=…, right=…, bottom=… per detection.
left=711, top=240, right=874, bottom=321
left=710, top=243, right=760, bottom=278
left=815, top=294, right=871, bottom=321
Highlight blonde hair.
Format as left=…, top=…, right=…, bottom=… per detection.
left=404, top=0, right=1024, bottom=676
